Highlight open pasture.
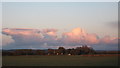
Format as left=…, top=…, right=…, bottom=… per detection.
left=2, top=55, right=118, bottom=66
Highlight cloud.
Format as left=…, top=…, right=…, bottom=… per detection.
left=2, top=28, right=58, bottom=46
left=2, top=27, right=118, bottom=50
left=2, top=34, right=14, bottom=46
left=62, top=28, right=99, bottom=45
left=100, top=35, right=118, bottom=44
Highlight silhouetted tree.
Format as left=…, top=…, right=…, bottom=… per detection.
left=2, top=45, right=97, bottom=56
left=47, top=49, right=54, bottom=55
left=57, top=47, right=65, bottom=55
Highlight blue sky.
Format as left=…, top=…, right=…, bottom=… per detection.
left=1, top=2, right=118, bottom=50
left=2, top=2, right=118, bottom=37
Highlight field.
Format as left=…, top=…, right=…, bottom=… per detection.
left=2, top=55, right=118, bottom=66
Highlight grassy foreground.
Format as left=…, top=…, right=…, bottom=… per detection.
left=2, top=55, right=118, bottom=66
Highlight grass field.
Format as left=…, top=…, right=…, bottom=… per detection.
left=2, top=55, right=118, bottom=66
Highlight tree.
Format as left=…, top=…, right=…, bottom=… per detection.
left=75, top=47, right=82, bottom=55
left=47, top=49, right=54, bottom=55
left=57, top=47, right=65, bottom=55
left=36, top=50, right=45, bottom=55
left=69, top=48, right=75, bottom=55
left=76, top=45, right=95, bottom=54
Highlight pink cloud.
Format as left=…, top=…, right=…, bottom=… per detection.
left=43, top=29, right=57, bottom=37
left=2, top=28, right=40, bottom=36
left=2, top=28, right=60, bottom=46
left=100, top=36, right=118, bottom=44
left=84, top=34, right=99, bottom=44
left=62, top=27, right=99, bottom=45
left=2, top=27, right=118, bottom=48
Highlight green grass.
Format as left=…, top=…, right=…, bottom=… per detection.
left=2, top=55, right=118, bottom=66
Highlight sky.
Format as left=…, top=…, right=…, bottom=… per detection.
left=1, top=2, right=118, bottom=50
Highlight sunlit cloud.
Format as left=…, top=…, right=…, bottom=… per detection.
left=62, top=28, right=99, bottom=45
left=2, top=27, right=118, bottom=50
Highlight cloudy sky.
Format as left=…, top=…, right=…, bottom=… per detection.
left=1, top=2, right=118, bottom=50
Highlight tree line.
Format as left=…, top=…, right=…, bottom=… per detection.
left=2, top=45, right=119, bottom=56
